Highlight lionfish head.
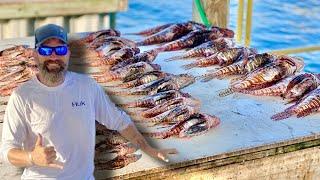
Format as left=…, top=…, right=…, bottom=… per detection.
left=145, top=49, right=159, bottom=60
left=213, top=37, right=235, bottom=49
left=221, top=28, right=235, bottom=38
left=204, top=114, right=221, bottom=129
left=276, top=55, right=305, bottom=72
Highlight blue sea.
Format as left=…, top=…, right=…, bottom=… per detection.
left=116, top=0, right=320, bottom=73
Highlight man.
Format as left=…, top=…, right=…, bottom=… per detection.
left=0, top=24, right=177, bottom=179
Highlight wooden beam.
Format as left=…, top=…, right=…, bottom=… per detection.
left=0, top=0, right=128, bottom=19
left=100, top=136, right=320, bottom=179
left=192, top=0, right=230, bottom=28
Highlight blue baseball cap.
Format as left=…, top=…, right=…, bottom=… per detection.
left=35, top=24, right=67, bottom=47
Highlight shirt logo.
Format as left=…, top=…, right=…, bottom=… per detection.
left=72, top=101, right=86, bottom=107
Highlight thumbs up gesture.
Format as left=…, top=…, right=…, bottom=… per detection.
left=30, top=134, right=64, bottom=169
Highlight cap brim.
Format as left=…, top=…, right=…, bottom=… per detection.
left=35, top=35, right=68, bottom=47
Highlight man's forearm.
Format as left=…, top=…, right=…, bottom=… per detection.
left=119, top=124, right=154, bottom=155
left=7, top=148, right=32, bottom=167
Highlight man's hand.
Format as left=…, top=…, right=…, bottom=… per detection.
left=31, top=134, right=63, bottom=169
left=147, top=148, right=178, bottom=162
left=119, top=124, right=178, bottom=163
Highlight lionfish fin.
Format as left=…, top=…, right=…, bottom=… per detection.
left=141, top=131, right=167, bottom=139
left=218, top=88, right=234, bottom=97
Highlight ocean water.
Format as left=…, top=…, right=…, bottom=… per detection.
left=116, top=0, right=320, bottom=72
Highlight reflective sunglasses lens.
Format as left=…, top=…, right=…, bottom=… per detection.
left=38, top=47, right=53, bottom=56
left=55, top=46, right=68, bottom=55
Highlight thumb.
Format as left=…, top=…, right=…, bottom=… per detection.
left=35, top=133, right=43, bottom=147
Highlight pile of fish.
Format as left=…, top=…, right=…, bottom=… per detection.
left=131, top=22, right=320, bottom=120
left=95, top=122, right=141, bottom=170
left=67, top=23, right=221, bottom=140
left=0, top=45, right=37, bottom=122
left=199, top=48, right=320, bottom=120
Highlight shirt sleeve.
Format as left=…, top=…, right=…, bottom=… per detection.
left=94, top=83, right=133, bottom=131
left=0, top=91, right=28, bottom=165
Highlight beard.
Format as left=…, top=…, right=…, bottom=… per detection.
left=39, top=59, right=67, bottom=83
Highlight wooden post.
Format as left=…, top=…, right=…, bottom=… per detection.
left=244, top=0, right=253, bottom=47
left=192, top=0, right=230, bottom=28
left=98, top=13, right=111, bottom=30
left=236, top=0, right=244, bottom=44
left=109, top=13, right=116, bottom=29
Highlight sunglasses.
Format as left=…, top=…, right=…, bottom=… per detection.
left=37, top=45, right=68, bottom=56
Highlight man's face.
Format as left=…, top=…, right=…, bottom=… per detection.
left=34, top=38, right=70, bottom=83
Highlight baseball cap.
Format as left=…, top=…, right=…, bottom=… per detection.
left=35, top=24, right=68, bottom=48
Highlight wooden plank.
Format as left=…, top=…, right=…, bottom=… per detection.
left=166, top=146, right=320, bottom=179
left=122, top=137, right=320, bottom=179
left=192, top=0, right=230, bottom=28
left=0, top=0, right=128, bottom=19
left=34, top=16, right=64, bottom=29
left=69, top=14, right=100, bottom=33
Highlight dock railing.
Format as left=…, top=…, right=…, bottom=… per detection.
left=193, top=0, right=320, bottom=55
left=236, top=0, right=320, bottom=55
left=0, top=0, right=127, bottom=40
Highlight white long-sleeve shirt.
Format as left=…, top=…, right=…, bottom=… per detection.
left=0, top=71, right=132, bottom=179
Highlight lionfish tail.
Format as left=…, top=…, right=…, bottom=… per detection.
left=117, top=103, right=136, bottom=108
left=181, top=63, right=197, bottom=70
left=108, top=90, right=131, bottom=96
left=271, top=111, right=292, bottom=121
left=136, top=41, right=145, bottom=46
left=164, top=56, right=182, bottom=61
left=122, top=32, right=141, bottom=36
left=200, top=74, right=215, bottom=82
left=218, top=88, right=234, bottom=97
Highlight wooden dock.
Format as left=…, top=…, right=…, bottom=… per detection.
left=1, top=34, right=320, bottom=179
left=0, top=0, right=127, bottom=40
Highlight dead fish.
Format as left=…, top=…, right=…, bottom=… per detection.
left=95, top=154, right=142, bottom=170
left=155, top=29, right=218, bottom=52
left=218, top=55, right=304, bottom=97
left=200, top=52, right=273, bottom=80
left=136, top=22, right=194, bottom=46
left=166, top=37, right=234, bottom=61
left=136, top=105, right=199, bottom=125
left=117, top=90, right=191, bottom=108
left=140, top=96, right=201, bottom=118
left=118, top=71, right=169, bottom=88
left=125, top=23, right=175, bottom=36
left=110, top=49, right=159, bottom=71
left=271, top=87, right=320, bottom=120
left=110, top=74, right=195, bottom=96
left=81, top=29, right=120, bottom=43
left=92, top=62, right=160, bottom=83
left=282, top=73, right=320, bottom=103
left=157, top=27, right=234, bottom=52
left=239, top=76, right=294, bottom=97
left=143, top=113, right=220, bottom=139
